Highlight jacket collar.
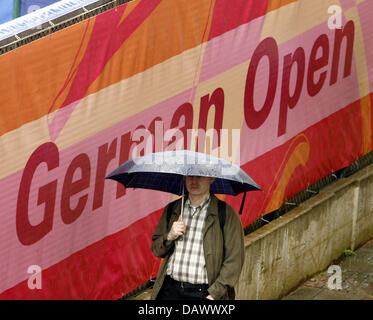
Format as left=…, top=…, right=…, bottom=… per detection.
left=206, top=193, right=219, bottom=216
left=185, top=194, right=210, bottom=209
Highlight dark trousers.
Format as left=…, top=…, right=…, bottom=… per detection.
left=156, top=276, right=209, bottom=300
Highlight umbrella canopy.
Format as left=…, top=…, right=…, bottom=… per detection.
left=106, top=150, right=261, bottom=196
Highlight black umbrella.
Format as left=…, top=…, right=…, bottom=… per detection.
left=106, top=150, right=261, bottom=216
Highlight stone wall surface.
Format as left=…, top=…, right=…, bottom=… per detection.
left=236, top=164, right=373, bottom=299
left=132, top=164, right=373, bottom=300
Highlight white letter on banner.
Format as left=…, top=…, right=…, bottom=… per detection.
left=164, top=128, right=184, bottom=153
left=131, top=128, right=153, bottom=164
left=27, top=265, right=42, bottom=290
left=328, top=5, right=342, bottom=30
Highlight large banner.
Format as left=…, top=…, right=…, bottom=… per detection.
left=0, top=0, right=372, bottom=299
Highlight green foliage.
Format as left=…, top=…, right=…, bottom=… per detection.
left=344, top=249, right=356, bottom=257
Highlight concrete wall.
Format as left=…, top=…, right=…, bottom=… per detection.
left=237, top=163, right=373, bottom=300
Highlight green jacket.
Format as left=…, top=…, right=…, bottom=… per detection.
left=150, top=194, right=245, bottom=300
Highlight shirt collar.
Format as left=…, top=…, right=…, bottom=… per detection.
left=185, top=194, right=210, bottom=212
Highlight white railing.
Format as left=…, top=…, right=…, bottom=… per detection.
left=0, top=0, right=100, bottom=42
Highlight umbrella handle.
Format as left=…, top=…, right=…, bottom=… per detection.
left=180, top=183, right=184, bottom=220
left=239, top=191, right=247, bottom=215
left=176, top=183, right=185, bottom=242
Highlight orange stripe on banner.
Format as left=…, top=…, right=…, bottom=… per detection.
left=262, top=134, right=310, bottom=214
left=48, top=18, right=96, bottom=118
left=0, top=0, right=216, bottom=137
left=85, top=0, right=215, bottom=97
left=0, top=0, right=297, bottom=138
left=0, top=22, right=95, bottom=137
left=266, top=0, right=298, bottom=13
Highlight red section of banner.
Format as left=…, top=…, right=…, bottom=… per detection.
left=208, top=0, right=269, bottom=40
left=0, top=207, right=163, bottom=300
left=229, top=98, right=365, bottom=227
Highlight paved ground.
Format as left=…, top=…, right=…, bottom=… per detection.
left=282, top=238, right=373, bottom=300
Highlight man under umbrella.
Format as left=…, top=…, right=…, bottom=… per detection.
left=106, top=150, right=260, bottom=299
left=150, top=175, right=245, bottom=300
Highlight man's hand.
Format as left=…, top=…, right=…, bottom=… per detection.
left=206, top=295, right=214, bottom=300
left=167, top=215, right=186, bottom=241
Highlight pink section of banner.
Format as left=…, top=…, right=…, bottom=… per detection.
left=199, top=15, right=264, bottom=83
left=199, top=16, right=360, bottom=164
left=0, top=89, right=194, bottom=293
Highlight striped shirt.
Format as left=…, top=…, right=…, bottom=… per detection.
left=166, top=195, right=210, bottom=284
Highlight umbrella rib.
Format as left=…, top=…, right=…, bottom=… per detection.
left=125, top=173, right=138, bottom=188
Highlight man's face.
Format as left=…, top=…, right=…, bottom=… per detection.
left=185, top=176, right=215, bottom=197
